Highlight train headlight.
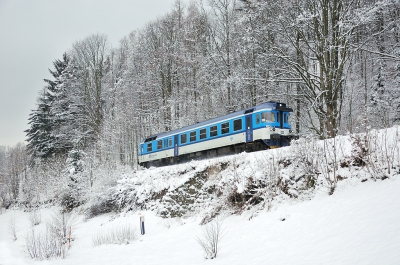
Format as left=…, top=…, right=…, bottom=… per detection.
left=289, top=129, right=292, bottom=133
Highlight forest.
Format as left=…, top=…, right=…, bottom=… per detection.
left=0, top=0, right=399, bottom=208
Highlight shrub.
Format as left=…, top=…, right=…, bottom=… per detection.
left=29, top=210, right=42, bottom=226
left=25, top=210, right=76, bottom=260
left=92, top=224, right=138, bottom=246
left=9, top=213, right=17, bottom=241
left=196, top=218, right=225, bottom=259
left=25, top=226, right=67, bottom=260
left=86, top=199, right=116, bottom=219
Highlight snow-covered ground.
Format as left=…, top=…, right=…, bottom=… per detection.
left=1, top=174, right=400, bottom=265
left=2, top=127, right=400, bottom=264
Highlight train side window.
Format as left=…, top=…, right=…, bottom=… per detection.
left=157, top=140, right=162, bottom=150
left=221, top=122, right=229, bottom=134
left=190, top=131, right=197, bottom=142
left=271, top=113, right=276, bottom=122
left=256, top=114, right=261, bottom=124
left=210, top=125, right=217, bottom=137
left=233, top=119, right=242, bottom=131
left=200, top=128, right=207, bottom=139
left=262, top=112, right=275, bottom=122
left=169, top=137, right=172, bottom=147
left=147, top=143, right=152, bottom=152
left=181, top=134, right=187, bottom=144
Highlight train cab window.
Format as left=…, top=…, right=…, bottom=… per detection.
left=181, top=134, right=187, bottom=144
left=169, top=137, right=173, bottom=147
left=233, top=119, right=242, bottom=131
left=200, top=128, right=207, bottom=139
left=284, top=113, right=289, bottom=124
left=255, top=114, right=261, bottom=124
left=210, top=125, right=218, bottom=137
left=262, top=112, right=275, bottom=122
left=221, top=122, right=230, bottom=134
left=190, top=131, right=197, bottom=142
left=157, top=140, right=162, bottom=150
left=147, top=143, right=152, bottom=152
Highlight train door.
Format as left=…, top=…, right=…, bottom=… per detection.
left=245, top=115, right=253, bottom=143
left=174, top=135, right=179, bottom=157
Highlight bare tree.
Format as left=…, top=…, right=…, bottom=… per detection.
left=205, top=0, right=239, bottom=109
left=196, top=217, right=225, bottom=259
left=275, top=0, right=360, bottom=138
left=71, top=34, right=110, bottom=142
left=3, top=143, right=27, bottom=200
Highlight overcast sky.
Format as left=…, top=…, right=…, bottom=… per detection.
left=0, top=0, right=188, bottom=147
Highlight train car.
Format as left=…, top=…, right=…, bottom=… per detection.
left=138, top=101, right=296, bottom=168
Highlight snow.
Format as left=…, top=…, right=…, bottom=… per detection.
left=1, top=175, right=400, bottom=265
left=1, top=127, right=400, bottom=264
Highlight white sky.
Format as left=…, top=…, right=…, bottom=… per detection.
left=0, top=0, right=188, bottom=147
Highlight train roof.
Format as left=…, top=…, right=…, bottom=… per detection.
left=143, top=101, right=292, bottom=142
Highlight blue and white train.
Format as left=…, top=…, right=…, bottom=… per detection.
left=138, top=101, right=296, bottom=167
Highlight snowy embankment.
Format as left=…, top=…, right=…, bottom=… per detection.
left=1, top=175, right=400, bottom=264
left=1, top=127, right=400, bottom=264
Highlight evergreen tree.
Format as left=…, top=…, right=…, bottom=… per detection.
left=25, top=54, right=69, bottom=163
left=60, top=148, right=88, bottom=209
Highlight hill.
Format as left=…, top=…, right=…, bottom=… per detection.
left=1, top=127, right=400, bottom=264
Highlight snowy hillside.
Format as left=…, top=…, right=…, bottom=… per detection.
left=1, top=127, right=400, bottom=264
left=107, top=127, right=400, bottom=221
left=1, top=176, right=400, bottom=265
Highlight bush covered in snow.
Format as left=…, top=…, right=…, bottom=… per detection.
left=25, top=210, right=76, bottom=260
left=25, top=225, right=68, bottom=260
left=196, top=217, right=225, bottom=259
left=92, top=223, right=138, bottom=246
